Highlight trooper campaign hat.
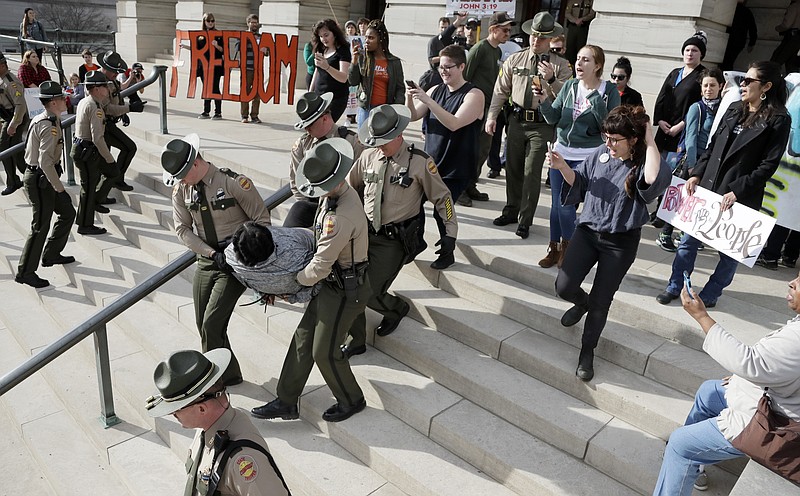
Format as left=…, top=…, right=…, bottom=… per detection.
left=97, top=50, right=128, bottom=73
left=161, top=133, right=200, bottom=184
left=37, top=80, right=66, bottom=99
left=521, top=11, right=564, bottom=38
left=145, top=349, right=231, bottom=417
left=358, top=104, right=411, bottom=147
left=294, top=138, right=354, bottom=198
left=82, top=70, right=109, bottom=86
left=294, top=91, right=334, bottom=130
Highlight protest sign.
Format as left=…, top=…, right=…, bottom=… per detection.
left=24, top=88, right=45, bottom=119
left=445, top=0, right=516, bottom=16
left=656, top=176, right=776, bottom=268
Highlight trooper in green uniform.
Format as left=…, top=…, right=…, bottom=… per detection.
left=162, top=133, right=271, bottom=386
left=145, top=349, right=291, bottom=496
left=251, top=138, right=371, bottom=423
left=0, top=52, right=29, bottom=195
left=15, top=81, right=76, bottom=288
left=285, top=91, right=364, bottom=228
left=341, top=104, right=458, bottom=358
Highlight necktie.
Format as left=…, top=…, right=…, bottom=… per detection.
left=523, top=54, right=539, bottom=110
left=196, top=182, right=219, bottom=249
left=372, top=157, right=389, bottom=231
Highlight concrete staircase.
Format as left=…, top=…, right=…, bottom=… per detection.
left=1, top=77, right=797, bottom=495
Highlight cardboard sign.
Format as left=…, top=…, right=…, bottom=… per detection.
left=24, top=88, right=45, bottom=119
left=171, top=29, right=299, bottom=105
left=656, top=176, right=776, bottom=268
left=445, top=1, right=516, bottom=16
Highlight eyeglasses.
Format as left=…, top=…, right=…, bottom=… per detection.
left=741, top=77, right=764, bottom=86
left=601, top=133, right=629, bottom=146
left=438, top=63, right=458, bottom=73
left=610, top=74, right=627, bottom=80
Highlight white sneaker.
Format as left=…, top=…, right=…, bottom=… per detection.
left=693, top=471, right=708, bottom=491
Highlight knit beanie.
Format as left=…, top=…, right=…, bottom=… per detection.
left=682, top=31, right=707, bottom=59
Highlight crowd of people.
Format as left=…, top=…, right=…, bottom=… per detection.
left=2, top=6, right=800, bottom=496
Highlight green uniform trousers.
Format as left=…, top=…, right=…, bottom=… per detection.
left=345, top=232, right=407, bottom=349
left=503, top=117, right=554, bottom=227
left=193, top=255, right=245, bottom=383
left=17, top=168, right=76, bottom=276
left=277, top=278, right=371, bottom=407
left=72, top=153, right=119, bottom=228
left=1, top=114, right=29, bottom=183
left=104, top=123, right=136, bottom=188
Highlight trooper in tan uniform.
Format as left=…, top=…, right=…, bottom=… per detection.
left=487, top=12, right=571, bottom=238
left=0, top=52, right=29, bottom=195
left=341, top=104, right=458, bottom=358
left=251, top=138, right=371, bottom=423
left=284, top=91, right=364, bottom=228
left=16, top=81, right=76, bottom=288
left=565, top=0, right=595, bottom=66
left=145, top=348, right=291, bottom=496
left=163, top=133, right=271, bottom=386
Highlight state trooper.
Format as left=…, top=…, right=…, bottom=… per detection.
left=342, top=104, right=458, bottom=358
left=162, top=133, right=270, bottom=386
left=145, top=348, right=291, bottom=496
left=285, top=91, right=364, bottom=228
left=97, top=50, right=141, bottom=193
left=0, top=52, right=29, bottom=195
left=251, top=138, right=371, bottom=423
left=15, top=81, right=76, bottom=288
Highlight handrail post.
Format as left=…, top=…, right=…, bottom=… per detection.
left=93, top=324, right=120, bottom=428
left=156, top=65, right=168, bottom=134
left=54, top=43, right=66, bottom=87
left=63, top=125, right=75, bottom=186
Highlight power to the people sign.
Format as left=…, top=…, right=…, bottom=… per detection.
left=656, top=176, right=776, bottom=268
left=446, top=1, right=516, bottom=16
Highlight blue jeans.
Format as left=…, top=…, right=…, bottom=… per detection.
left=654, top=380, right=744, bottom=496
left=665, top=233, right=739, bottom=304
left=356, top=107, right=371, bottom=129
left=548, top=160, right=579, bottom=242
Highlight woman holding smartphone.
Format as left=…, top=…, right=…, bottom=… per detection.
left=309, top=19, right=351, bottom=122
left=196, top=13, right=224, bottom=119
left=549, top=105, right=671, bottom=381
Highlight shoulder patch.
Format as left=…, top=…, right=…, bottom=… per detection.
left=427, top=160, right=438, bottom=175
left=235, top=455, right=258, bottom=482
left=237, top=175, right=252, bottom=191
left=325, top=216, right=336, bottom=235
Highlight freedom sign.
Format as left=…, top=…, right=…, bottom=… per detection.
left=445, top=1, right=516, bottom=16
left=656, top=176, right=776, bottom=268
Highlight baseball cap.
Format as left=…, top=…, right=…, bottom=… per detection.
left=490, top=12, right=516, bottom=27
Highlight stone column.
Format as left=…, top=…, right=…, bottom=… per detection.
left=116, top=0, right=179, bottom=63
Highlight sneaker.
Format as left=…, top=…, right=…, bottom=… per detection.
left=693, top=470, right=708, bottom=491
left=657, top=233, right=677, bottom=252
left=782, top=257, right=797, bottom=269
left=198, top=113, right=210, bottom=119
left=212, top=114, right=222, bottom=120
left=241, top=117, right=249, bottom=123
left=251, top=117, right=262, bottom=124
left=755, top=255, right=779, bottom=270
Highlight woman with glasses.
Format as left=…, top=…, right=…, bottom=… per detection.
left=656, top=61, right=790, bottom=309
left=309, top=18, right=351, bottom=122
left=196, top=13, right=224, bottom=119
left=611, top=56, right=643, bottom=107
left=548, top=105, right=671, bottom=381
left=537, top=45, right=620, bottom=267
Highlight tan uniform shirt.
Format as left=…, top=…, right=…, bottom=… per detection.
left=172, top=163, right=271, bottom=257
left=104, top=80, right=130, bottom=117
left=0, top=72, right=27, bottom=128
left=566, top=0, right=595, bottom=24
left=348, top=139, right=458, bottom=238
left=488, top=49, right=572, bottom=121
left=186, top=407, right=290, bottom=496
left=298, top=184, right=368, bottom=286
left=24, top=110, right=65, bottom=192
left=289, top=125, right=364, bottom=199
left=74, top=94, right=115, bottom=163
left=778, top=1, right=800, bottom=32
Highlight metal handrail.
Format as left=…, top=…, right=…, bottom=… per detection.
left=0, top=185, right=292, bottom=422
left=0, top=33, right=65, bottom=85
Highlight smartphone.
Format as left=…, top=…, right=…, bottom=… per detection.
left=531, top=74, right=542, bottom=91
left=540, top=53, right=550, bottom=64
left=683, top=270, right=695, bottom=299
left=405, top=79, right=418, bottom=89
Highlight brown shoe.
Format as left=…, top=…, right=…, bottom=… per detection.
left=538, top=241, right=560, bottom=268
left=557, top=239, right=569, bottom=268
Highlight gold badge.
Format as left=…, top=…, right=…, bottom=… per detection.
left=427, top=161, right=438, bottom=175
left=237, top=176, right=252, bottom=191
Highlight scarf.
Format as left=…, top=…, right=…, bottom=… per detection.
left=702, top=97, right=721, bottom=114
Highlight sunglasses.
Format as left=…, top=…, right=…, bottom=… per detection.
left=741, top=77, right=764, bottom=86
left=610, top=74, right=627, bottom=80
left=550, top=47, right=564, bottom=53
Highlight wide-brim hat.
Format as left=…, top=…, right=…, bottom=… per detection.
left=38, top=80, right=66, bottom=99
left=161, top=133, right=200, bottom=184
left=522, top=12, right=564, bottom=38
left=294, top=91, right=334, bottom=130
left=295, top=138, right=354, bottom=198
left=98, top=50, right=128, bottom=73
left=358, top=104, right=411, bottom=147
left=145, top=348, right=231, bottom=417
left=82, top=70, right=109, bottom=86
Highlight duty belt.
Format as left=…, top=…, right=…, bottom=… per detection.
left=511, top=105, right=546, bottom=123
left=368, top=222, right=399, bottom=238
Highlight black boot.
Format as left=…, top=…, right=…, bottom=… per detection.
left=576, top=347, right=594, bottom=382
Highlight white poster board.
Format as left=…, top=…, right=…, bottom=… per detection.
left=24, top=88, right=45, bottom=119
left=656, top=176, right=776, bottom=268
left=445, top=1, right=516, bottom=16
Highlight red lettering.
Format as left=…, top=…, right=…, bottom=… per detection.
left=221, top=31, right=241, bottom=101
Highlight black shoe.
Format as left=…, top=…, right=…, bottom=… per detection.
left=487, top=169, right=500, bottom=179
left=322, top=397, right=366, bottom=422
left=701, top=298, right=716, bottom=309
left=251, top=398, right=299, bottom=420
left=94, top=204, right=110, bottom=214
left=15, top=272, right=50, bottom=288
left=493, top=214, right=516, bottom=226
left=456, top=192, right=472, bottom=207
left=341, top=343, right=367, bottom=359
left=1, top=181, right=21, bottom=196
left=99, top=197, right=117, bottom=205
left=466, top=188, right=489, bottom=201
left=515, top=225, right=529, bottom=239
left=782, top=257, right=797, bottom=269
left=656, top=291, right=679, bottom=305
left=77, top=225, right=107, bottom=235
left=430, top=252, right=455, bottom=270
left=561, top=304, right=588, bottom=327
left=376, top=301, right=410, bottom=337
left=755, top=255, right=778, bottom=270
left=223, top=376, right=243, bottom=387
left=576, top=347, right=594, bottom=382
left=115, top=182, right=134, bottom=192
left=42, top=255, right=76, bottom=267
